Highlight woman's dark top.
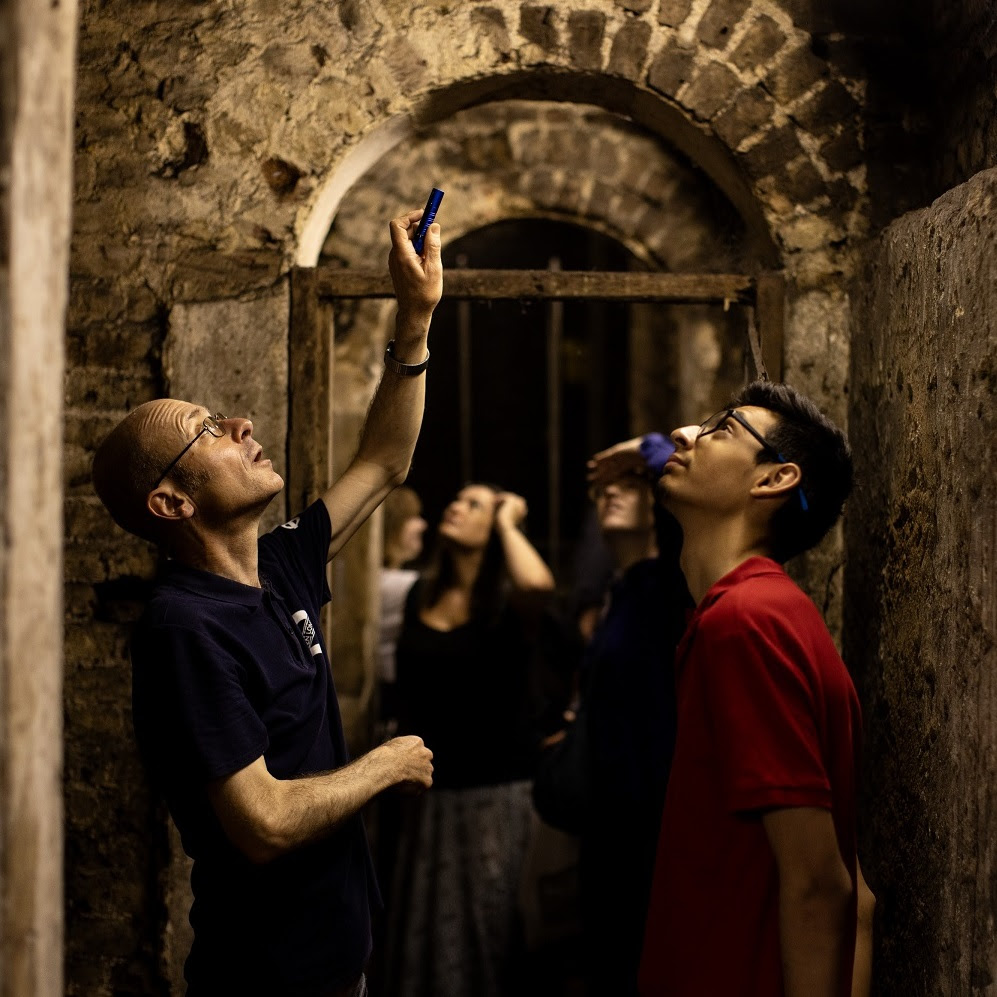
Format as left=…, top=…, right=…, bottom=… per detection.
left=395, top=580, right=537, bottom=790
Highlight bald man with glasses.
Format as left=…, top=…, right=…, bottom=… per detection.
left=591, top=381, right=874, bottom=997
left=92, top=208, right=442, bottom=997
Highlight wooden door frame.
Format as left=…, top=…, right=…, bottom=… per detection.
left=288, top=265, right=785, bottom=512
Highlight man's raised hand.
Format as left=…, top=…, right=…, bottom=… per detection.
left=387, top=209, right=443, bottom=323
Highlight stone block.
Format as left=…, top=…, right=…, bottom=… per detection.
left=779, top=157, right=827, bottom=205
left=793, top=80, right=859, bottom=135
left=65, top=622, right=133, bottom=671
left=559, top=173, right=587, bottom=213
left=66, top=445, right=96, bottom=490
left=590, top=137, right=621, bottom=177
left=585, top=179, right=618, bottom=219
left=65, top=497, right=118, bottom=543
left=823, top=177, right=860, bottom=222
left=65, top=411, right=126, bottom=452
left=730, top=14, right=785, bottom=71
left=164, top=287, right=289, bottom=510
left=713, top=85, right=775, bottom=148
left=67, top=322, right=161, bottom=368
left=657, top=0, right=692, bottom=27
left=169, top=248, right=282, bottom=301
left=522, top=166, right=561, bottom=209
left=616, top=0, right=653, bottom=12
left=697, top=0, right=752, bottom=49
left=65, top=366, right=160, bottom=411
left=608, top=19, right=652, bottom=78
left=763, top=44, right=828, bottom=104
left=471, top=7, right=511, bottom=56
left=509, top=124, right=546, bottom=166
left=647, top=40, right=695, bottom=98
left=568, top=10, right=606, bottom=70
left=821, top=128, right=864, bottom=172
left=683, top=61, right=740, bottom=121
left=520, top=5, right=559, bottom=51
left=384, top=37, right=428, bottom=92
left=739, top=125, right=805, bottom=178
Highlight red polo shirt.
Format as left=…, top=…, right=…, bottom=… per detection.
left=638, top=557, right=861, bottom=997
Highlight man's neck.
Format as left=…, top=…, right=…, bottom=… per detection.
left=170, top=517, right=263, bottom=588
left=676, top=511, right=773, bottom=605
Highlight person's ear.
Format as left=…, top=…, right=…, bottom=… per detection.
left=750, top=462, right=802, bottom=502
left=147, top=485, right=196, bottom=523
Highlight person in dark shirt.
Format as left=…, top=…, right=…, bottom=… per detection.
left=91, top=206, right=443, bottom=997
left=575, top=461, right=691, bottom=997
left=387, top=484, right=555, bottom=997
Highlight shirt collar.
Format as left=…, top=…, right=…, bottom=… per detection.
left=674, top=556, right=784, bottom=677
left=159, top=560, right=264, bottom=608
left=696, top=555, right=785, bottom=614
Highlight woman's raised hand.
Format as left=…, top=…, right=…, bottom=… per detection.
left=494, top=491, right=528, bottom=530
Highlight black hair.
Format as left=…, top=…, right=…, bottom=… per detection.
left=729, top=380, right=852, bottom=563
left=419, top=483, right=509, bottom=625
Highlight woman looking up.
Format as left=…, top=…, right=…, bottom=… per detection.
left=387, top=483, right=555, bottom=997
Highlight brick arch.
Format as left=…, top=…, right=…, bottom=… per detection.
left=294, top=1, right=864, bottom=273
left=320, top=101, right=753, bottom=275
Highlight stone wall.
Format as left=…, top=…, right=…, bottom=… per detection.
left=66, top=1, right=868, bottom=989
left=846, top=167, right=997, bottom=995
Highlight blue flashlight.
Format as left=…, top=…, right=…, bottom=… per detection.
left=412, top=188, right=444, bottom=255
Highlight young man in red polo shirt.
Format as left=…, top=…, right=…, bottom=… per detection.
left=598, top=381, right=873, bottom=997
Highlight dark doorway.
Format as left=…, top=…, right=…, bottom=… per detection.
left=405, top=218, right=641, bottom=581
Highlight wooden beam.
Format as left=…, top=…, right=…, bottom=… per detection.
left=314, top=268, right=758, bottom=304
left=288, top=268, right=334, bottom=516
left=754, top=272, right=786, bottom=381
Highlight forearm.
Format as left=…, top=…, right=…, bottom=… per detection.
left=497, top=522, right=555, bottom=592
left=211, top=736, right=437, bottom=865
left=251, top=750, right=394, bottom=862
left=779, top=879, right=852, bottom=997
left=352, top=312, right=431, bottom=482
left=851, top=864, right=875, bottom=997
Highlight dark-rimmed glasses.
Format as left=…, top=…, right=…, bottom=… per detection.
left=153, top=413, right=226, bottom=487
left=697, top=409, right=809, bottom=512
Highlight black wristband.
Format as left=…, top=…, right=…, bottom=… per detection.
left=384, top=340, right=430, bottom=376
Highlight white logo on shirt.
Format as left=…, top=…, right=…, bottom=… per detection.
left=291, top=609, right=323, bottom=657
left=279, top=517, right=300, bottom=530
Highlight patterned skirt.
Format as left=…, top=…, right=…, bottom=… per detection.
left=384, top=780, right=534, bottom=997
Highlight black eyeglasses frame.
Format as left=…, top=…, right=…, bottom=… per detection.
left=153, top=413, right=226, bottom=488
left=697, top=409, right=809, bottom=512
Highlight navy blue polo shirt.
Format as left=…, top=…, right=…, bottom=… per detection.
left=131, top=500, right=381, bottom=996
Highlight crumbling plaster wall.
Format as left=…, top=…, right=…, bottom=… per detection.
left=847, top=167, right=997, bottom=996
left=67, top=1, right=869, bottom=990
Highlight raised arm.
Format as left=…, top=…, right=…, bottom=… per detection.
left=494, top=492, right=555, bottom=593
left=207, top=735, right=434, bottom=864
left=320, top=208, right=444, bottom=561
left=762, top=806, right=854, bottom=997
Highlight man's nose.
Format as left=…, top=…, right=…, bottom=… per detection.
left=220, top=416, right=253, bottom=440
left=671, top=425, right=699, bottom=450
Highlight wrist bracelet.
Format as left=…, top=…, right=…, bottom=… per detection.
left=384, top=339, right=430, bottom=376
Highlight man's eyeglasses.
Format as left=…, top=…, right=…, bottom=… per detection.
left=153, top=413, right=226, bottom=487
left=697, top=409, right=809, bottom=512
